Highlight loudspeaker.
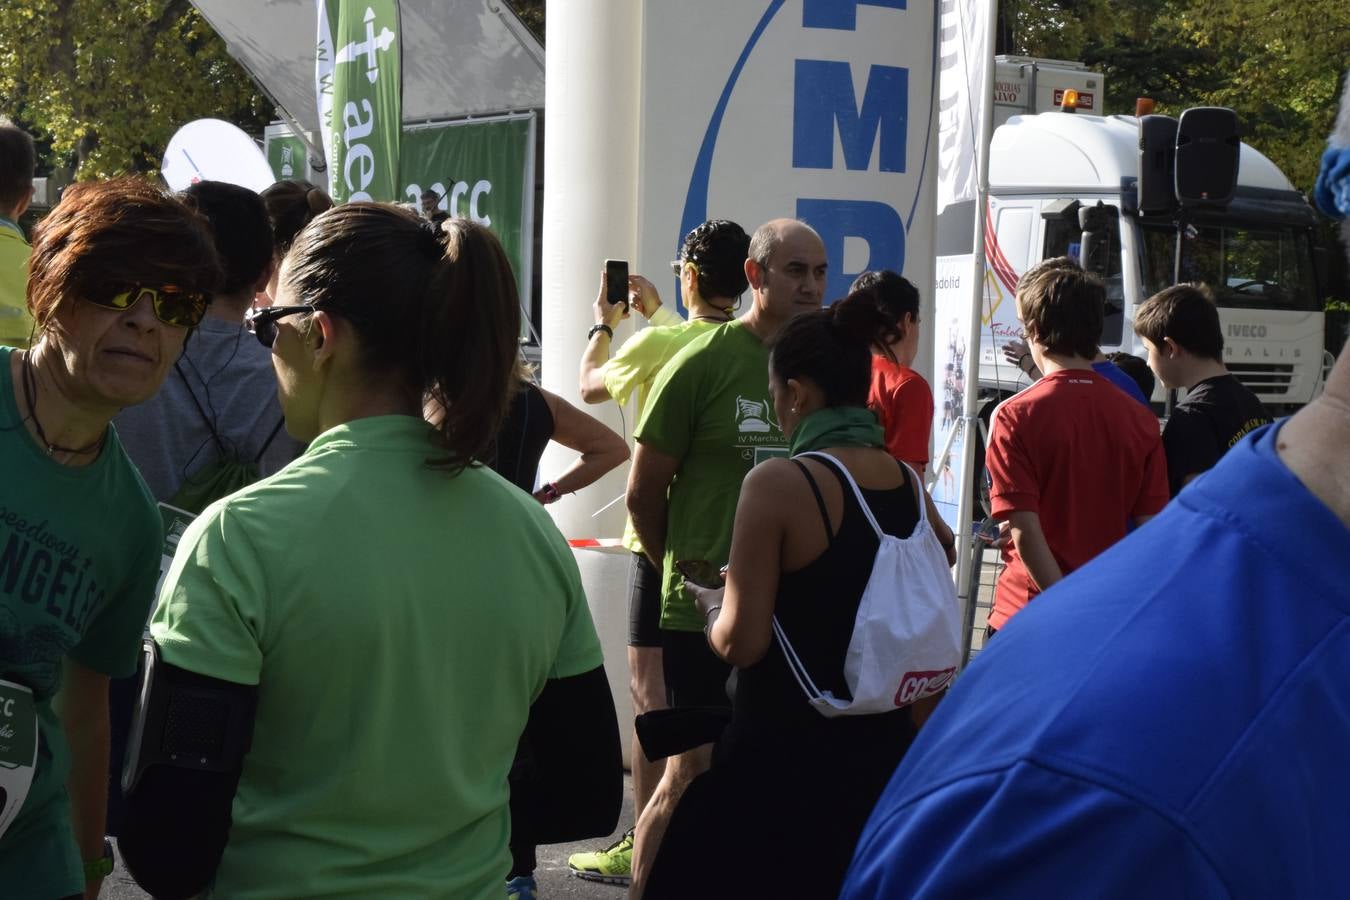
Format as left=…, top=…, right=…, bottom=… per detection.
left=1175, top=107, right=1240, bottom=207
left=1137, top=115, right=1178, bottom=214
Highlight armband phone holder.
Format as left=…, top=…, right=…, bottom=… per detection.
left=122, top=640, right=257, bottom=795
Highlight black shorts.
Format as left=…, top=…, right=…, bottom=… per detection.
left=627, top=552, right=665, bottom=648
left=661, top=629, right=733, bottom=710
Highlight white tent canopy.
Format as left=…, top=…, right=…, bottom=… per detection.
left=191, top=0, right=544, bottom=138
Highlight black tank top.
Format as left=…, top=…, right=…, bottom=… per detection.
left=487, top=383, right=555, bottom=493
left=720, top=453, right=921, bottom=765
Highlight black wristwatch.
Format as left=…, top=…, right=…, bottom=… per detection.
left=85, top=836, right=114, bottom=881
left=587, top=323, right=614, bottom=341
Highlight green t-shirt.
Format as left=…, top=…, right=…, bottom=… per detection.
left=601, top=316, right=720, bottom=553
left=633, top=321, right=786, bottom=631
left=0, top=347, right=160, bottom=898
left=152, top=415, right=604, bottom=900
left=0, top=220, right=33, bottom=349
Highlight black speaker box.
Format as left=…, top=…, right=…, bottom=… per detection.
left=1137, top=115, right=1178, bottom=214
left=1175, top=107, right=1240, bottom=207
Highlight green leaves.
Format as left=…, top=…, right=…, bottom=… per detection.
left=1007, top=0, right=1349, bottom=195
left=0, top=0, right=269, bottom=180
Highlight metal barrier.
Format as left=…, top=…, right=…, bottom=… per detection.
left=959, top=518, right=1001, bottom=667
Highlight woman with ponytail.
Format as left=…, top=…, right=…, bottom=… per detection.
left=644, top=288, right=956, bottom=900
left=120, top=205, right=622, bottom=900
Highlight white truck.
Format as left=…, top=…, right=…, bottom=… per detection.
left=992, top=56, right=1105, bottom=127
left=970, top=108, right=1328, bottom=414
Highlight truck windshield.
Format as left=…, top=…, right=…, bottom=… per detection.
left=1139, top=223, right=1319, bottom=312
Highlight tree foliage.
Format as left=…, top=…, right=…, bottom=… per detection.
left=0, top=0, right=270, bottom=180
left=1003, top=0, right=1349, bottom=195
left=505, top=0, right=544, bottom=43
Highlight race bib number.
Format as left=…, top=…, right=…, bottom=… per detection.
left=0, top=679, right=38, bottom=839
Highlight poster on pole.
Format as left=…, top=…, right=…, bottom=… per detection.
left=399, top=115, right=537, bottom=312
left=634, top=1, right=938, bottom=318
left=319, top=0, right=402, bottom=202
left=930, top=253, right=976, bottom=532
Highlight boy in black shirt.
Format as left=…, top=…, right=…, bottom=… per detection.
left=1135, top=283, right=1273, bottom=496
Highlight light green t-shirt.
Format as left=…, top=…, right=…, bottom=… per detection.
left=0, top=219, right=34, bottom=348
left=633, top=321, right=786, bottom=631
left=601, top=315, right=720, bottom=553
left=152, top=415, right=604, bottom=900
left=0, top=348, right=160, bottom=899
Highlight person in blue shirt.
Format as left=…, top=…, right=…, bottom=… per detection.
left=842, top=337, right=1350, bottom=898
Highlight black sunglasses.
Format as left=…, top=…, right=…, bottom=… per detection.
left=88, top=284, right=209, bottom=329
left=246, top=304, right=315, bottom=347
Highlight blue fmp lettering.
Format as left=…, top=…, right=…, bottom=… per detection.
left=798, top=198, right=905, bottom=303
left=803, top=0, right=906, bottom=30
left=793, top=61, right=908, bottom=172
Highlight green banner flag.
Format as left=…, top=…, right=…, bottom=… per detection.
left=266, top=134, right=309, bottom=182
left=324, top=0, right=401, bottom=202
left=400, top=117, right=534, bottom=293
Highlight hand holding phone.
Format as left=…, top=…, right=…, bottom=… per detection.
left=605, top=259, right=630, bottom=313
left=675, top=559, right=724, bottom=589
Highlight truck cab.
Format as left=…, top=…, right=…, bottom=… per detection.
left=977, top=111, right=1325, bottom=414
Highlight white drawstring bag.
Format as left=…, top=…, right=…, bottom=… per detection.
left=773, top=451, right=961, bottom=718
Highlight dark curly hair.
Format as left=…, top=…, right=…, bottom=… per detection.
left=679, top=219, right=750, bottom=301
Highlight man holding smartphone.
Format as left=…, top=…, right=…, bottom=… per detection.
left=625, top=218, right=827, bottom=894
left=570, top=219, right=750, bottom=886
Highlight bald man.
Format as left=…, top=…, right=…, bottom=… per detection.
left=624, top=218, right=827, bottom=894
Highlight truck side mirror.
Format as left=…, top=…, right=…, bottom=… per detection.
left=1175, top=107, right=1240, bottom=208
left=1137, top=115, right=1179, bottom=214
left=1077, top=202, right=1112, bottom=275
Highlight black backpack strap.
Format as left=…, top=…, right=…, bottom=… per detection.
left=175, top=362, right=225, bottom=455
left=253, top=418, right=286, bottom=464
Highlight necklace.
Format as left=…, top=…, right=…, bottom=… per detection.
left=21, top=351, right=106, bottom=458
left=691, top=309, right=733, bottom=323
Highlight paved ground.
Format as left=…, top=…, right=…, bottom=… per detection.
left=103, top=775, right=636, bottom=899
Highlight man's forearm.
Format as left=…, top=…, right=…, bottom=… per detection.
left=1009, top=513, right=1063, bottom=593
left=579, top=334, right=613, bottom=403
left=628, top=493, right=668, bottom=568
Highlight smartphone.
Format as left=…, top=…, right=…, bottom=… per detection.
left=675, top=559, right=723, bottom=589
left=604, top=259, right=629, bottom=312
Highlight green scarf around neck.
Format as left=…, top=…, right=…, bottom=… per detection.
left=788, top=405, right=884, bottom=456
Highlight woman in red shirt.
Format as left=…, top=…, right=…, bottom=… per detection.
left=854, top=270, right=934, bottom=477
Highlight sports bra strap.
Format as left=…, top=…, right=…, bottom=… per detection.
left=796, top=451, right=927, bottom=539
left=790, top=458, right=834, bottom=548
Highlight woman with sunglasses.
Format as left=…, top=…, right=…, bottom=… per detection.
left=0, top=178, right=219, bottom=900
left=120, top=206, right=622, bottom=900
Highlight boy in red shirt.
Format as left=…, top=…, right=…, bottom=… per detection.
left=986, top=258, right=1168, bottom=633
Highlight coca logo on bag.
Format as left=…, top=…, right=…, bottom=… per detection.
left=894, top=668, right=956, bottom=706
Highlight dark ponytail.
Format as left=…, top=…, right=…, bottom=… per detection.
left=849, top=269, right=915, bottom=355
left=261, top=180, right=334, bottom=258
left=283, top=203, right=519, bottom=474
left=421, top=218, right=521, bottom=473
left=769, top=288, right=890, bottom=407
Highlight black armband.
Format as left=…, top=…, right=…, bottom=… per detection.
left=122, top=640, right=258, bottom=795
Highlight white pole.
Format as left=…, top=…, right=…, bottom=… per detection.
left=952, top=0, right=1000, bottom=650
left=538, top=0, right=642, bottom=540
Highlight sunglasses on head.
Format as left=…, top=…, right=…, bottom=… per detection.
left=246, top=304, right=315, bottom=347
left=88, top=284, right=209, bottom=328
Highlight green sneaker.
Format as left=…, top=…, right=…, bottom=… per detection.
left=567, top=828, right=633, bottom=885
